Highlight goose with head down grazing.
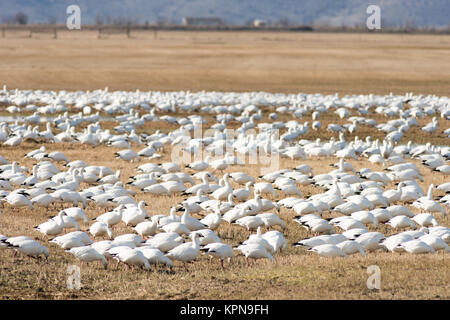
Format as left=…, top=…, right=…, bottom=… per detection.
left=8, top=239, right=49, bottom=260
left=236, top=243, right=274, bottom=266
left=308, top=244, right=347, bottom=258
left=396, top=239, right=435, bottom=254
left=69, top=246, right=108, bottom=268
left=5, top=193, right=33, bottom=209
left=200, top=242, right=234, bottom=269
left=144, top=232, right=184, bottom=252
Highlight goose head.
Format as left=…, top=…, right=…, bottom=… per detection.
left=138, top=201, right=148, bottom=210
left=42, top=246, right=50, bottom=260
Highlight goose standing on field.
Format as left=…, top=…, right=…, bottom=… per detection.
left=336, top=240, right=366, bottom=257
left=258, top=212, right=287, bottom=230
left=34, top=212, right=66, bottom=237
left=386, top=215, right=416, bottom=230
left=134, top=220, right=157, bottom=238
left=145, top=232, right=184, bottom=252
left=137, top=247, right=174, bottom=268
left=57, top=214, right=81, bottom=231
left=69, top=246, right=108, bottom=268
left=396, top=239, right=435, bottom=254
left=242, top=227, right=275, bottom=254
left=200, top=242, right=234, bottom=269
left=160, top=221, right=191, bottom=235
left=419, top=234, right=450, bottom=252
left=234, top=215, right=265, bottom=231
left=165, top=233, right=201, bottom=269
left=45, top=151, right=70, bottom=163
left=114, top=249, right=151, bottom=271
left=30, top=193, right=56, bottom=208
left=114, top=149, right=140, bottom=162
left=89, top=221, right=114, bottom=239
left=412, top=213, right=439, bottom=227
left=5, top=193, right=33, bottom=209
left=9, top=240, right=49, bottom=259
left=355, top=232, right=386, bottom=251
left=262, top=230, right=288, bottom=253
left=211, top=173, right=233, bottom=200
left=412, top=184, right=446, bottom=216
left=253, top=182, right=277, bottom=197
left=308, top=244, right=347, bottom=258
left=200, top=207, right=222, bottom=230
left=180, top=206, right=207, bottom=231
left=95, top=205, right=124, bottom=227
left=156, top=207, right=181, bottom=227
left=236, top=243, right=274, bottom=266
left=121, top=201, right=149, bottom=226
left=232, top=182, right=253, bottom=201
left=60, top=207, right=89, bottom=224
left=185, top=159, right=209, bottom=172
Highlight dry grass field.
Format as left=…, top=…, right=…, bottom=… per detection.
left=0, top=30, right=449, bottom=95
left=0, top=31, right=449, bottom=300
left=0, top=140, right=448, bottom=300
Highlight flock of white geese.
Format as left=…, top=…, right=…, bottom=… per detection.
left=0, top=88, right=449, bottom=272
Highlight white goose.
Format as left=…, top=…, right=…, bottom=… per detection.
left=160, top=221, right=191, bottom=235
left=412, top=184, right=446, bottom=216
left=31, top=193, right=56, bottom=208
left=121, top=201, right=149, bottom=226
left=258, top=212, right=286, bottom=230
left=200, top=207, right=222, bottom=230
left=180, top=206, right=207, bottom=231
left=8, top=239, right=49, bottom=259
left=412, top=213, right=439, bottom=227
left=232, top=182, right=253, bottom=201
left=95, top=205, right=124, bottom=227
left=308, top=244, right=347, bottom=258
left=34, top=211, right=66, bottom=237
left=419, top=234, right=450, bottom=252
left=165, top=233, right=201, bottom=268
left=234, top=215, right=265, bottom=231
left=137, top=246, right=174, bottom=267
left=114, top=249, right=151, bottom=271
left=134, top=219, right=157, bottom=238
left=5, top=193, right=33, bottom=209
left=89, top=221, right=114, bottom=239
left=60, top=207, right=89, bottom=224
left=157, top=207, right=181, bottom=227
left=142, top=183, right=171, bottom=196
left=211, top=173, right=233, bottom=200
left=69, top=246, right=108, bottom=268
left=355, top=232, right=386, bottom=251
left=336, top=240, right=366, bottom=257
left=253, top=182, right=277, bottom=197
left=236, top=243, right=274, bottom=266
left=145, top=232, right=184, bottom=252
left=200, top=243, right=234, bottom=269
left=114, top=149, right=140, bottom=162
left=396, top=239, right=435, bottom=254
left=386, top=215, right=416, bottom=230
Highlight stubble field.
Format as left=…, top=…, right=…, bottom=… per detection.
left=0, top=30, right=449, bottom=299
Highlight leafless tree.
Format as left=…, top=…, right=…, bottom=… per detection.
left=15, top=12, right=28, bottom=25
